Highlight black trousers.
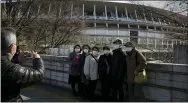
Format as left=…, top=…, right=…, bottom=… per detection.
left=86, top=80, right=98, bottom=101
left=79, top=82, right=86, bottom=98
left=100, top=76, right=110, bottom=100
left=111, top=79, right=124, bottom=101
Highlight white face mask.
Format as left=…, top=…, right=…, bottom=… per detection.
left=113, top=44, right=120, bottom=49
left=75, top=49, right=80, bottom=53
left=104, top=50, right=110, bottom=55
left=83, top=49, right=89, bottom=53
left=92, top=51, right=98, bottom=56
left=125, top=47, right=132, bottom=52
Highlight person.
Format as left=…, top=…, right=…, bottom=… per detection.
left=110, top=39, right=126, bottom=102
left=11, top=46, right=20, bottom=64
left=124, top=42, right=147, bottom=102
left=84, top=46, right=99, bottom=101
left=68, top=44, right=82, bottom=96
left=78, top=44, right=91, bottom=99
left=98, top=46, right=113, bottom=101
left=1, top=27, right=45, bottom=102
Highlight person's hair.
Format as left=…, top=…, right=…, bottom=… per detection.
left=92, top=46, right=99, bottom=51
left=82, top=44, right=90, bottom=50
left=1, top=27, right=17, bottom=52
left=103, top=46, right=110, bottom=50
left=73, top=44, right=81, bottom=52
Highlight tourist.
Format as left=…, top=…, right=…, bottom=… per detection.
left=84, top=46, right=99, bottom=101
left=68, top=44, right=82, bottom=96
left=78, top=44, right=91, bottom=99
left=98, top=46, right=113, bottom=101
left=1, top=27, right=45, bottom=102
left=123, top=42, right=147, bottom=101
left=111, top=39, right=126, bottom=102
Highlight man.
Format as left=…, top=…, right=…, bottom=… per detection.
left=124, top=42, right=147, bottom=101
left=11, top=46, right=20, bottom=64
left=98, top=46, right=113, bottom=101
left=110, top=39, right=126, bottom=102
left=1, top=27, right=45, bottom=102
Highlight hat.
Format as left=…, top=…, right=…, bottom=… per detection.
left=124, top=42, right=134, bottom=47
left=113, top=39, right=123, bottom=45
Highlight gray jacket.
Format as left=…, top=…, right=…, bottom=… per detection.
left=84, top=55, right=99, bottom=80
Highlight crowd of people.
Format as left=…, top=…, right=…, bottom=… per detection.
left=68, top=39, right=147, bottom=102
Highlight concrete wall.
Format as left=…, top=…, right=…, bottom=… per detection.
left=24, top=55, right=188, bottom=102
left=173, top=45, right=188, bottom=64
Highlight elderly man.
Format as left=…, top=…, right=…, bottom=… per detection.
left=1, top=27, right=45, bottom=102
left=124, top=42, right=147, bottom=101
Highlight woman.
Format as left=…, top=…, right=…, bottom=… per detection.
left=84, top=46, right=99, bottom=101
left=68, top=44, right=82, bottom=96
left=78, top=44, right=91, bottom=99
left=98, top=46, right=113, bottom=101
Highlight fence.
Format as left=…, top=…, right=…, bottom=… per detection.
left=23, top=55, right=188, bottom=102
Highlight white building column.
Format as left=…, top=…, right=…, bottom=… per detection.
left=82, top=4, right=85, bottom=17
left=125, top=7, right=128, bottom=19
left=143, top=11, right=147, bottom=23
left=71, top=4, right=73, bottom=18
left=105, top=5, right=107, bottom=20
left=94, top=4, right=96, bottom=20
left=134, top=9, right=138, bottom=21
left=162, top=39, right=164, bottom=49
left=167, top=40, right=169, bottom=49
left=172, top=40, right=174, bottom=48
left=115, top=6, right=118, bottom=20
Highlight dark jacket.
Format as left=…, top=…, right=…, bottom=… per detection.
left=98, top=54, right=113, bottom=78
left=11, top=50, right=20, bottom=64
left=68, top=52, right=80, bottom=75
left=111, top=48, right=126, bottom=81
left=78, top=52, right=88, bottom=82
left=1, top=54, right=45, bottom=102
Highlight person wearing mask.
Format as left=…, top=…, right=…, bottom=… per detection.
left=68, top=44, right=82, bottom=96
left=1, top=27, right=45, bottom=102
left=98, top=46, right=113, bottom=101
left=11, top=46, right=21, bottom=64
left=124, top=42, right=147, bottom=101
left=84, top=46, right=99, bottom=101
left=78, top=44, right=91, bottom=99
left=111, top=39, right=126, bottom=102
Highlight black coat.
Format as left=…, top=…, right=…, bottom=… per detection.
left=78, top=53, right=88, bottom=82
left=98, top=54, right=113, bottom=78
left=111, top=48, right=127, bottom=81
left=1, top=54, right=45, bottom=102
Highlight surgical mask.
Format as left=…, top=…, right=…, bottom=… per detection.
left=92, top=51, right=98, bottom=56
left=75, top=49, right=80, bottom=53
left=104, top=50, right=110, bottom=55
left=83, top=49, right=89, bottom=53
left=125, top=47, right=132, bottom=52
left=113, top=44, right=120, bottom=49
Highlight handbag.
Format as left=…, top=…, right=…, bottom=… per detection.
left=134, top=52, right=147, bottom=83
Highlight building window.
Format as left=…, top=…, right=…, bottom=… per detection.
left=139, top=25, right=147, bottom=30
left=156, top=26, right=161, bottom=31
left=96, top=23, right=106, bottom=28
left=148, top=26, right=154, bottom=30
left=108, top=24, right=117, bottom=28
left=119, top=24, right=129, bottom=29
left=130, top=25, right=138, bottom=29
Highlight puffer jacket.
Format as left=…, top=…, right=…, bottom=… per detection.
left=111, top=48, right=127, bottom=81
left=1, top=54, right=45, bottom=102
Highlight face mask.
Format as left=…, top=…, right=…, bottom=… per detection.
left=75, top=49, right=80, bottom=53
left=113, top=44, right=120, bottom=49
left=83, top=49, right=89, bottom=53
left=125, top=47, right=132, bottom=52
left=92, top=51, right=98, bottom=56
left=104, top=50, right=110, bottom=55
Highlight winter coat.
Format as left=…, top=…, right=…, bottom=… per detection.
left=68, top=52, right=80, bottom=75
left=78, top=53, right=88, bottom=82
left=84, top=54, right=99, bottom=80
left=1, top=53, right=44, bottom=102
left=125, top=48, right=147, bottom=83
left=98, top=54, right=113, bottom=78
left=111, top=48, right=127, bottom=81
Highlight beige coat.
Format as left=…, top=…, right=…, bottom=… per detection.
left=124, top=48, right=147, bottom=83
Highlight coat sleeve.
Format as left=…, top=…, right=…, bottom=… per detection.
left=2, top=58, right=45, bottom=88
left=136, top=51, right=147, bottom=72
left=98, top=56, right=103, bottom=78
left=84, top=56, right=90, bottom=76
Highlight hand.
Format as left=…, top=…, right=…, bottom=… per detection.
left=32, top=51, right=41, bottom=59
left=18, top=51, right=32, bottom=64
left=86, top=75, right=90, bottom=80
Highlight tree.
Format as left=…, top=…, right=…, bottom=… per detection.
left=1, top=0, right=85, bottom=52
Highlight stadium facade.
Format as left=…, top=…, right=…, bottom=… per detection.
left=1, top=0, right=188, bottom=51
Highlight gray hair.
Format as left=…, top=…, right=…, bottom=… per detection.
left=1, top=27, right=17, bottom=52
